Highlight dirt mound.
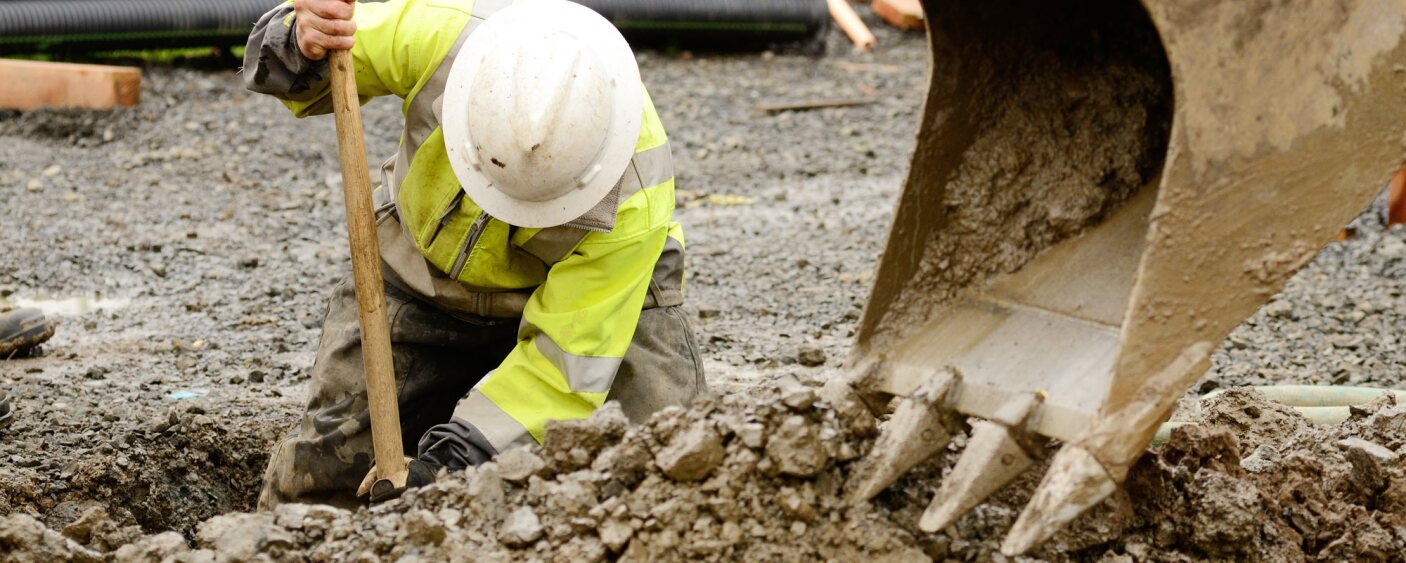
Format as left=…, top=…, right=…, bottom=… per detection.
left=1113, top=390, right=1406, bottom=560
left=4, top=384, right=1404, bottom=561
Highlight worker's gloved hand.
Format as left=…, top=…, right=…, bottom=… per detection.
left=294, top=0, right=357, bottom=61
left=356, top=418, right=498, bottom=503
left=355, top=457, right=439, bottom=503
left=417, top=418, right=498, bottom=469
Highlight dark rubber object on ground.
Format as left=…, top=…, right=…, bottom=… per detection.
left=0, top=391, right=10, bottom=429
left=0, top=307, right=57, bottom=359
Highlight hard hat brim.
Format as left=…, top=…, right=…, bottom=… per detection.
left=442, top=0, right=644, bottom=229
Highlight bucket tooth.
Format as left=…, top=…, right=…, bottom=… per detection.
left=920, top=420, right=1034, bottom=532
left=999, top=445, right=1117, bottom=556
left=920, top=394, right=1044, bottom=532
left=845, top=371, right=959, bottom=503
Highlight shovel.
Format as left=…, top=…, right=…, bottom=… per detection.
left=326, top=48, right=409, bottom=497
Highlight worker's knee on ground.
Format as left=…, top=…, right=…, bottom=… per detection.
left=258, top=425, right=373, bottom=511
left=609, top=306, right=708, bottom=423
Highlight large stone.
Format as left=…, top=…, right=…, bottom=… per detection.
left=598, top=518, right=634, bottom=552
left=0, top=514, right=102, bottom=563
left=776, top=376, right=817, bottom=411
left=766, top=416, right=829, bottom=477
left=196, top=513, right=296, bottom=561
left=272, top=503, right=346, bottom=531
left=1336, top=437, right=1398, bottom=463
left=496, top=448, right=546, bottom=483
left=112, top=532, right=190, bottom=563
left=498, top=507, right=544, bottom=547
left=654, top=421, right=725, bottom=482
left=796, top=345, right=827, bottom=367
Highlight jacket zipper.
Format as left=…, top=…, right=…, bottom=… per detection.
left=449, top=211, right=492, bottom=279
left=425, top=191, right=464, bottom=245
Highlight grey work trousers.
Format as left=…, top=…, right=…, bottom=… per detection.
left=257, top=275, right=707, bottom=510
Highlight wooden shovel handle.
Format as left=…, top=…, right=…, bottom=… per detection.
left=328, top=49, right=409, bottom=488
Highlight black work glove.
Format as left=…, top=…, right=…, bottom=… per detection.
left=417, top=418, right=499, bottom=470
left=357, top=457, right=440, bottom=503
left=356, top=418, right=498, bottom=503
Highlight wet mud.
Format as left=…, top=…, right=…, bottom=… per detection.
left=872, top=0, right=1174, bottom=345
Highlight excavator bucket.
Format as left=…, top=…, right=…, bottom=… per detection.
left=829, top=0, right=1406, bottom=555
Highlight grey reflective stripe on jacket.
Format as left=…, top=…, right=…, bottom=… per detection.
left=530, top=325, right=622, bottom=394
left=450, top=382, right=537, bottom=452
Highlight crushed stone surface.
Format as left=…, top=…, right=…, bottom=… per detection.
left=2, top=11, right=1405, bottom=562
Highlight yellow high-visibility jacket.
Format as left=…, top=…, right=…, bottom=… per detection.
left=248, top=0, right=684, bottom=452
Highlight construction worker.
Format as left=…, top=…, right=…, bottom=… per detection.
left=0, top=307, right=59, bottom=428
left=244, top=0, right=705, bottom=508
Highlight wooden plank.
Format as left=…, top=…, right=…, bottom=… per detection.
left=0, top=59, right=141, bottom=111
left=872, top=0, right=925, bottom=30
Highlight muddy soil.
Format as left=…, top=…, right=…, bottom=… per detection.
left=878, top=0, right=1175, bottom=342
left=6, top=385, right=1406, bottom=561
left=2, top=10, right=1405, bottom=562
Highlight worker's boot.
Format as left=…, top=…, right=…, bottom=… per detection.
left=0, top=307, right=58, bottom=358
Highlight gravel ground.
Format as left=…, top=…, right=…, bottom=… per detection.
left=1, top=11, right=1404, bottom=561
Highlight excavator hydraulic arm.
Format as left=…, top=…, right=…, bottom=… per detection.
left=828, top=0, right=1406, bottom=555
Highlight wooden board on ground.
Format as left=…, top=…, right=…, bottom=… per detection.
left=0, top=59, right=141, bottom=111
left=872, top=0, right=924, bottom=30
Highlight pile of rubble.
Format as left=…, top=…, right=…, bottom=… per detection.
left=5, top=384, right=1406, bottom=561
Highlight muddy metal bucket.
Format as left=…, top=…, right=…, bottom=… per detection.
left=833, top=0, right=1406, bottom=554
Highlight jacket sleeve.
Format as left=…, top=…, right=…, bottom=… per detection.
left=445, top=225, right=669, bottom=450
left=241, top=0, right=428, bottom=117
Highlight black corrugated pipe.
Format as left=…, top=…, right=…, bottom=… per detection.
left=0, top=0, right=828, bottom=56
left=0, top=0, right=282, bottom=55
left=576, top=0, right=829, bottom=52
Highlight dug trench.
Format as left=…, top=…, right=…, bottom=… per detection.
left=0, top=383, right=288, bottom=540
left=4, top=7, right=1406, bottom=563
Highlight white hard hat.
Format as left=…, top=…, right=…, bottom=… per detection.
left=442, top=0, right=643, bottom=228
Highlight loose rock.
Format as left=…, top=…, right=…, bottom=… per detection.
left=654, top=420, right=724, bottom=482
left=797, top=344, right=827, bottom=367
left=498, top=508, right=543, bottom=547
left=766, top=415, right=829, bottom=477
left=497, top=448, right=546, bottom=483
